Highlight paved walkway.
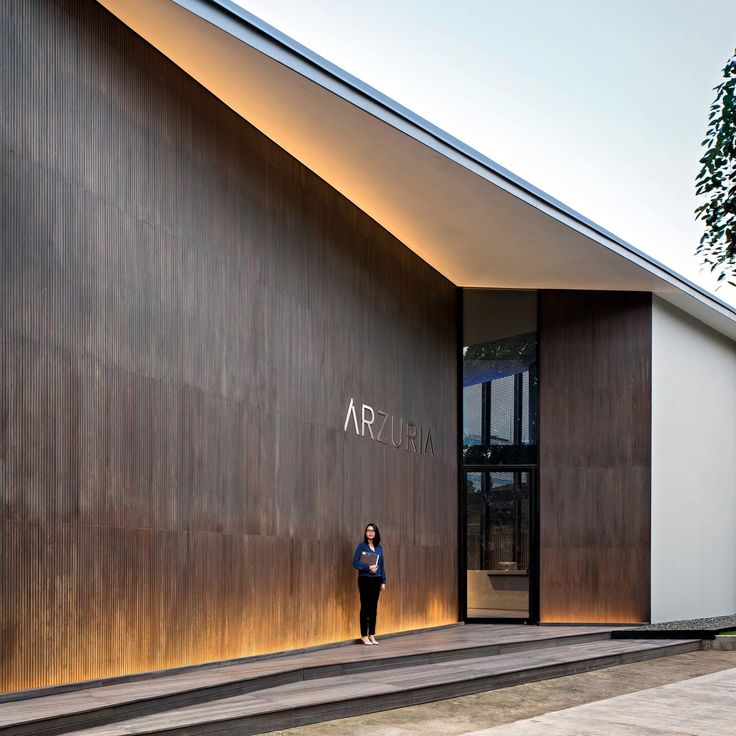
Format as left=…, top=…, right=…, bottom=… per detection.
left=271, top=650, right=736, bottom=735
left=467, top=666, right=736, bottom=735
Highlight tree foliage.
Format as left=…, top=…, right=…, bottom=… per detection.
left=695, top=50, right=736, bottom=287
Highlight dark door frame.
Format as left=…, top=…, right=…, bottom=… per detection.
left=459, top=464, right=540, bottom=625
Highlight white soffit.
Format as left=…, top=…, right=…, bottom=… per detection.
left=98, top=0, right=736, bottom=341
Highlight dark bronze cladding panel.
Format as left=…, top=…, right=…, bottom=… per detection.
left=0, top=0, right=458, bottom=692
left=539, top=291, right=651, bottom=623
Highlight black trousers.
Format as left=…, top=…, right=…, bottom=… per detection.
left=358, top=576, right=382, bottom=636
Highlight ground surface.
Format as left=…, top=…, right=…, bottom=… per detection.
left=630, top=613, right=736, bottom=631
left=270, top=650, right=736, bottom=735
left=467, top=666, right=736, bottom=735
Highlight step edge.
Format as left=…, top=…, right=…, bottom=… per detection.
left=0, top=631, right=615, bottom=733
left=0, top=623, right=467, bottom=705
left=58, top=640, right=704, bottom=736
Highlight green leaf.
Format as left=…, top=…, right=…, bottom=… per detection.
left=695, top=49, right=736, bottom=281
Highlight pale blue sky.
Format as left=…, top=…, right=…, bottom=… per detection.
left=234, top=0, right=736, bottom=305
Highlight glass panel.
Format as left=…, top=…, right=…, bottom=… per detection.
left=522, top=371, right=530, bottom=444
left=490, top=375, right=515, bottom=445
left=466, top=470, right=530, bottom=619
left=462, top=333, right=538, bottom=465
left=463, top=383, right=482, bottom=447
left=465, top=472, right=482, bottom=571
left=462, top=290, right=537, bottom=621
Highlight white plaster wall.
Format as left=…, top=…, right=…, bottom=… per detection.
left=651, top=297, right=736, bottom=622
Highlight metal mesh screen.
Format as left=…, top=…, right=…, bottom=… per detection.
left=463, top=383, right=482, bottom=446
left=489, top=376, right=514, bottom=444
left=466, top=471, right=531, bottom=573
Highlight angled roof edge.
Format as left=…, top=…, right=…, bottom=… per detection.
left=99, top=0, right=736, bottom=341
left=177, top=0, right=736, bottom=323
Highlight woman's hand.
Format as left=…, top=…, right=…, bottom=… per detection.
left=381, top=583, right=386, bottom=591
left=369, top=564, right=378, bottom=573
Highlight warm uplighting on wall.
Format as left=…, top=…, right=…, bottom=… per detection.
left=540, top=610, right=648, bottom=625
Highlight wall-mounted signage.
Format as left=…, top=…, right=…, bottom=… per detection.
left=343, top=398, right=435, bottom=458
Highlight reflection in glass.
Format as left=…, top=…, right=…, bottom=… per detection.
left=462, top=331, right=538, bottom=465
left=466, top=471, right=530, bottom=619
left=462, top=290, right=538, bottom=620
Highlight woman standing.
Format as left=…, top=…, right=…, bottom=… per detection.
left=352, top=522, right=386, bottom=645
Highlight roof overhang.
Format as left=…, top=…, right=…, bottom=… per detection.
left=98, top=0, right=736, bottom=341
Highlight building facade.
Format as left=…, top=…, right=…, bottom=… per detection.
left=2, top=0, right=735, bottom=694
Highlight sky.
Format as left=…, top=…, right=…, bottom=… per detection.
left=233, top=0, right=736, bottom=307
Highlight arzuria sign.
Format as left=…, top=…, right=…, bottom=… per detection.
left=343, top=398, right=435, bottom=458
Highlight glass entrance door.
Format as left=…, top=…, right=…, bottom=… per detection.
left=461, top=289, right=539, bottom=622
left=465, top=469, right=533, bottom=619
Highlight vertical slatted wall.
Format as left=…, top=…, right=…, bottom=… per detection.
left=0, top=0, right=458, bottom=692
left=539, top=290, right=651, bottom=623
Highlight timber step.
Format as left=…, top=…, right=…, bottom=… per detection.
left=63, top=639, right=701, bottom=736
left=0, top=627, right=611, bottom=736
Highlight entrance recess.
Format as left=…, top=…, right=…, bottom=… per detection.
left=465, top=468, right=533, bottom=619
left=461, top=289, right=539, bottom=623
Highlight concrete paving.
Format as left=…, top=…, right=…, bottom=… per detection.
left=270, top=650, right=736, bottom=735
left=466, top=667, right=736, bottom=735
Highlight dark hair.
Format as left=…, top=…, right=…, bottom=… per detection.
left=363, top=522, right=381, bottom=546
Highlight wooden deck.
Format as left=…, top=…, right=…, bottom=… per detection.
left=0, top=625, right=702, bottom=736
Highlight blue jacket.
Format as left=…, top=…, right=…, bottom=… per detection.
left=353, top=542, right=386, bottom=583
